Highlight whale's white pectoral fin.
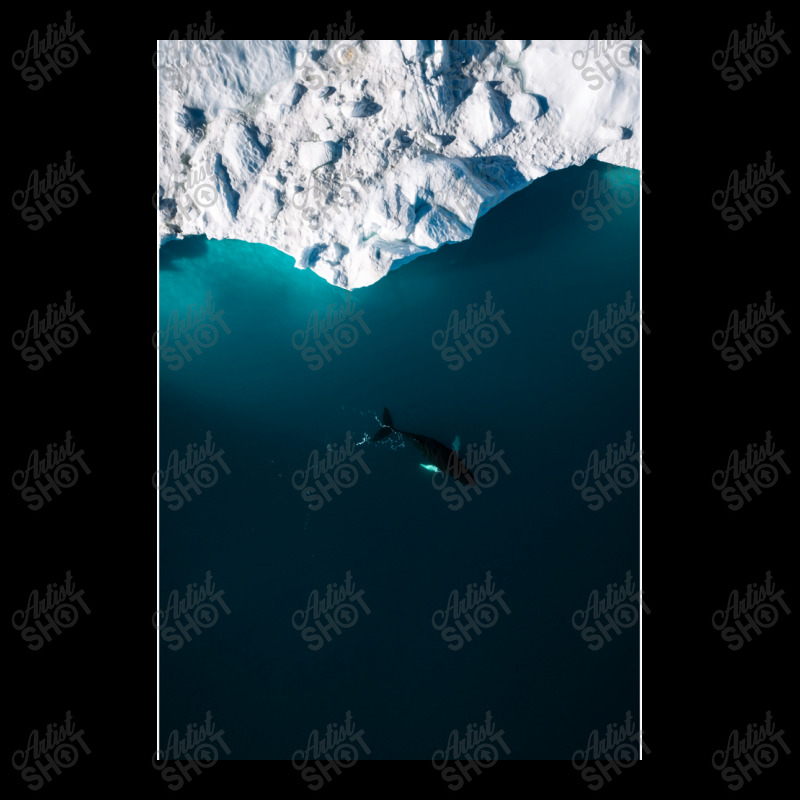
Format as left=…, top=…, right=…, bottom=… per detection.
left=451, top=435, right=461, bottom=453
left=420, top=463, right=442, bottom=473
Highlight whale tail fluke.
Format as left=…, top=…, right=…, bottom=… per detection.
left=372, top=407, right=395, bottom=442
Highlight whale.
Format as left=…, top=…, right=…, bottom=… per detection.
left=372, top=408, right=476, bottom=485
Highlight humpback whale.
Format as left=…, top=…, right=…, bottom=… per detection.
left=372, top=408, right=476, bottom=485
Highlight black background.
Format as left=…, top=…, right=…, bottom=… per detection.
left=9, top=7, right=793, bottom=795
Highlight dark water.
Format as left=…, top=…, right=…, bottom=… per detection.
left=157, top=160, right=641, bottom=761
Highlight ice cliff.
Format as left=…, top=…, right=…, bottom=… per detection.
left=157, top=38, right=641, bottom=288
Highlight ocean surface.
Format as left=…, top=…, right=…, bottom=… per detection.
left=157, top=159, right=641, bottom=762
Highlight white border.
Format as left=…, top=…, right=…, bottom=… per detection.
left=155, top=40, right=161, bottom=757
left=153, top=38, right=645, bottom=760
left=639, top=49, right=644, bottom=760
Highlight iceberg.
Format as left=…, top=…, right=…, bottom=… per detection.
left=157, top=38, right=641, bottom=289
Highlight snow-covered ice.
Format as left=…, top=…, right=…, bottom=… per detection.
left=157, top=39, right=641, bottom=288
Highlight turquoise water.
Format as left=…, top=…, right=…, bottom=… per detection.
left=158, top=160, right=640, bottom=760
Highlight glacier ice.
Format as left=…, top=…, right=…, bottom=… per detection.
left=157, top=39, right=641, bottom=289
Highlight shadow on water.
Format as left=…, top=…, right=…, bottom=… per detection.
left=391, top=161, right=640, bottom=286
left=160, top=235, right=210, bottom=271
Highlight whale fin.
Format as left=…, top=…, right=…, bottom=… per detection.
left=372, top=407, right=396, bottom=442
left=451, top=435, right=461, bottom=453
left=373, top=427, right=393, bottom=442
